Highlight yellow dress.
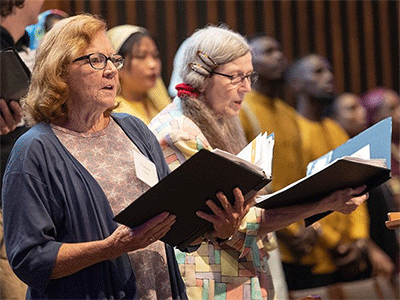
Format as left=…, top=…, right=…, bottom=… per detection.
left=114, top=77, right=171, bottom=124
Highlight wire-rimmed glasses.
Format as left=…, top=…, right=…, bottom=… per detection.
left=211, top=70, right=259, bottom=85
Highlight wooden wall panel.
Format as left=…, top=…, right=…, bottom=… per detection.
left=296, top=0, right=310, bottom=56
left=243, top=0, right=256, bottom=37
left=346, top=1, right=361, bottom=94
left=125, top=0, right=137, bottom=25
left=362, top=0, right=376, bottom=90
left=184, top=1, right=198, bottom=37
left=280, top=1, right=294, bottom=61
left=262, top=1, right=275, bottom=38
left=41, top=0, right=399, bottom=97
left=313, top=0, right=327, bottom=58
left=377, top=0, right=392, bottom=90
left=329, top=1, right=345, bottom=93
left=224, top=0, right=237, bottom=32
left=206, top=0, right=219, bottom=24
left=164, top=1, right=178, bottom=81
left=145, top=1, right=157, bottom=34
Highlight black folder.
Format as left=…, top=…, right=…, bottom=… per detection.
left=113, top=149, right=271, bottom=251
left=0, top=47, right=31, bottom=103
left=255, top=157, right=391, bottom=225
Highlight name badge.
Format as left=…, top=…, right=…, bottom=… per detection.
left=133, top=150, right=159, bottom=187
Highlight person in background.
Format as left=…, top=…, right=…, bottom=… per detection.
left=0, top=0, right=41, bottom=70
left=106, top=25, right=171, bottom=124
left=330, top=91, right=399, bottom=276
left=361, top=87, right=400, bottom=204
left=0, top=0, right=43, bottom=134
left=240, top=35, right=305, bottom=197
left=280, top=54, right=393, bottom=291
left=328, top=93, right=368, bottom=138
left=149, top=25, right=368, bottom=300
left=25, top=9, right=68, bottom=50
left=360, top=87, right=400, bottom=274
left=2, top=14, right=251, bottom=299
left=239, top=34, right=307, bottom=299
left=0, top=0, right=43, bottom=298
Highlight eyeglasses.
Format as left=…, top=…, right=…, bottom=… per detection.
left=72, top=53, right=124, bottom=70
left=211, top=70, right=259, bottom=85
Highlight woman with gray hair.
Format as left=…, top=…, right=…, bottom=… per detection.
left=149, top=24, right=368, bottom=300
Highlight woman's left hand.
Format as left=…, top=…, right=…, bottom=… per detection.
left=196, top=187, right=253, bottom=240
left=322, top=185, right=368, bottom=214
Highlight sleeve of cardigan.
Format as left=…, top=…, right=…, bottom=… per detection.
left=2, top=171, right=63, bottom=292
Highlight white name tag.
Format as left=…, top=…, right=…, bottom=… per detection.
left=133, top=150, right=159, bottom=187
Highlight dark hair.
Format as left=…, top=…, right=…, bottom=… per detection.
left=118, top=30, right=150, bottom=59
left=1, top=0, right=25, bottom=17
left=44, top=13, right=66, bottom=32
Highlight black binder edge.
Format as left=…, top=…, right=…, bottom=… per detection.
left=304, top=169, right=391, bottom=226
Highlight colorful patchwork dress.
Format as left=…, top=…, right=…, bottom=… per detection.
left=149, top=98, right=276, bottom=300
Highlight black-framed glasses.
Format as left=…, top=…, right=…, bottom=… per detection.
left=72, top=53, right=124, bottom=70
left=211, top=70, right=259, bottom=85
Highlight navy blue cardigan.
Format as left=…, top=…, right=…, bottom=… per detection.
left=2, top=113, right=187, bottom=299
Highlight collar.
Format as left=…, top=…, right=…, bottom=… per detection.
left=0, top=26, right=15, bottom=50
left=0, top=26, right=30, bottom=51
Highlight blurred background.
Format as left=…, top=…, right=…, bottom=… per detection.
left=42, top=0, right=399, bottom=105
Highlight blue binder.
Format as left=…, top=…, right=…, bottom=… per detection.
left=304, top=117, right=392, bottom=225
left=307, top=117, right=392, bottom=175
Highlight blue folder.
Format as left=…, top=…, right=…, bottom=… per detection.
left=304, top=117, right=392, bottom=225
left=307, top=117, right=392, bottom=175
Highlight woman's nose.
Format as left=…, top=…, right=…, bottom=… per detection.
left=146, top=56, right=159, bottom=69
left=104, top=60, right=118, bottom=78
left=241, top=77, right=252, bottom=92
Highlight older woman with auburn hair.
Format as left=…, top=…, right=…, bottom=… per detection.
left=2, top=14, right=250, bottom=299
left=149, top=24, right=369, bottom=300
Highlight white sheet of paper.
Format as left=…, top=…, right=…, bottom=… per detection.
left=133, top=150, right=159, bottom=187
left=350, top=144, right=371, bottom=160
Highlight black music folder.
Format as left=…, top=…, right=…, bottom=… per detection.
left=0, top=47, right=31, bottom=103
left=114, top=149, right=271, bottom=250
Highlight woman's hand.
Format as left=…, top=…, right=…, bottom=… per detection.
left=196, top=187, right=252, bottom=240
left=52, top=212, right=176, bottom=279
left=0, top=99, right=23, bottom=135
left=107, top=212, right=176, bottom=254
left=322, top=185, right=368, bottom=214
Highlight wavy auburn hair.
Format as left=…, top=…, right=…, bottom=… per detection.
left=22, top=14, right=109, bottom=126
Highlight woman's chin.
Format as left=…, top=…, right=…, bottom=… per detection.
left=225, top=109, right=241, bottom=118
left=143, top=78, right=157, bottom=90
